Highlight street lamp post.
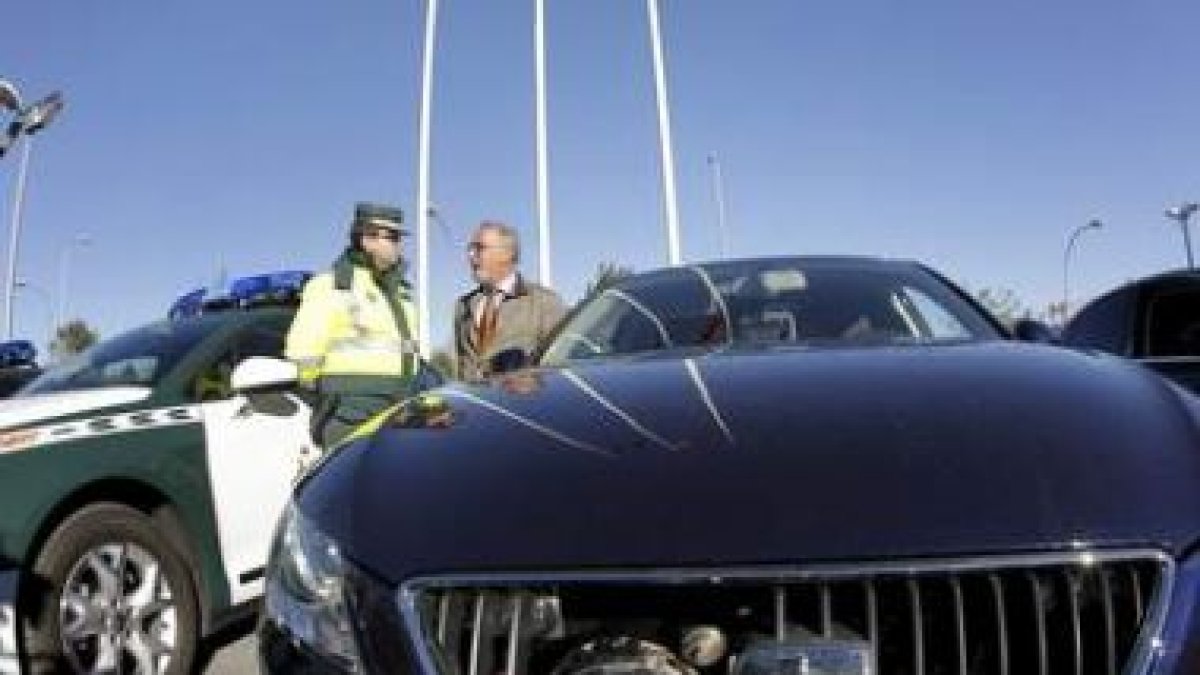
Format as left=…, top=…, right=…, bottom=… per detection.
left=56, top=234, right=92, bottom=332
left=1062, top=218, right=1102, bottom=322
left=4, top=136, right=33, bottom=339
left=706, top=153, right=730, bottom=259
left=1, top=85, right=65, bottom=339
left=1165, top=202, right=1199, bottom=270
left=15, top=278, right=53, bottom=346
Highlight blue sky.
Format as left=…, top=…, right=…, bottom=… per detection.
left=3, top=0, right=1200, bottom=352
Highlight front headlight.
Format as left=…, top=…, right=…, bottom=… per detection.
left=265, top=501, right=363, bottom=671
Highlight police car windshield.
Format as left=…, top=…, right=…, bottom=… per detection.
left=23, top=319, right=222, bottom=395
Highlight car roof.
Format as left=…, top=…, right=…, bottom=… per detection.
left=694, top=254, right=922, bottom=272
left=618, top=255, right=925, bottom=285
left=1075, top=268, right=1200, bottom=312
left=1105, top=268, right=1200, bottom=294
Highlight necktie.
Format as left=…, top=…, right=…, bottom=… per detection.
left=474, top=291, right=502, bottom=354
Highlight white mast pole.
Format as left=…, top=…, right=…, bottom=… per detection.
left=646, top=0, right=681, bottom=265
left=535, top=0, right=552, bottom=285
left=416, top=0, right=440, bottom=357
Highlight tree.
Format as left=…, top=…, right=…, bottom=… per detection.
left=583, top=262, right=634, bottom=300
left=428, top=347, right=455, bottom=380
left=972, top=287, right=1029, bottom=328
left=50, top=320, right=99, bottom=360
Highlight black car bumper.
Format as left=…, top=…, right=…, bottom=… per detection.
left=258, top=614, right=346, bottom=674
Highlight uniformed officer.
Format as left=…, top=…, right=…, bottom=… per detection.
left=286, top=203, right=420, bottom=448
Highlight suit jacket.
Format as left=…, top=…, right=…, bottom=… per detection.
left=453, top=275, right=566, bottom=381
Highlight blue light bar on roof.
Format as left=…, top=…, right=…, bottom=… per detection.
left=228, top=275, right=269, bottom=303
left=229, top=270, right=310, bottom=304
left=269, top=270, right=310, bottom=289
left=0, top=339, right=37, bottom=367
left=168, top=288, right=207, bottom=320
left=168, top=271, right=311, bottom=319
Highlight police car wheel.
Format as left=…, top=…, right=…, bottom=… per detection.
left=20, top=503, right=200, bottom=675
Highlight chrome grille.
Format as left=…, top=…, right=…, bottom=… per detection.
left=398, top=551, right=1172, bottom=675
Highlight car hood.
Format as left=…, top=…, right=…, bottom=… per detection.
left=300, top=342, right=1200, bottom=584
left=0, top=386, right=153, bottom=430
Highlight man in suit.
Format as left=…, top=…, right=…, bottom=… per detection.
left=453, top=220, right=566, bottom=381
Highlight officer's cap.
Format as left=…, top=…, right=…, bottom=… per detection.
left=352, top=202, right=408, bottom=234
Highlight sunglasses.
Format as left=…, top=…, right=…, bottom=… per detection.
left=364, top=230, right=401, bottom=242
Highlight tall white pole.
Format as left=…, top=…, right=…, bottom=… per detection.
left=416, top=0, right=440, bottom=358
left=646, top=0, right=681, bottom=266
left=5, top=137, right=33, bottom=339
left=707, top=153, right=729, bottom=259
left=534, top=0, right=552, bottom=286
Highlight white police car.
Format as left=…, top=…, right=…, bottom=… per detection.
left=0, top=272, right=317, bottom=674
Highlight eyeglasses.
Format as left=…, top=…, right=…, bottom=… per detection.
left=364, top=230, right=401, bottom=242
left=467, top=242, right=505, bottom=254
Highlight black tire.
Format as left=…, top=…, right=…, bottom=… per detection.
left=19, top=502, right=200, bottom=675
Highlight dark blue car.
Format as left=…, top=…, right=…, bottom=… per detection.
left=260, top=256, right=1200, bottom=674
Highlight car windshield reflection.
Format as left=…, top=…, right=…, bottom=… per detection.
left=540, top=258, right=1002, bottom=366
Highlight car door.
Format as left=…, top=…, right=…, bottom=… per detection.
left=193, top=324, right=315, bottom=604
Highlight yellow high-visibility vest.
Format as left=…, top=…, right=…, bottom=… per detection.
left=285, top=265, right=419, bottom=388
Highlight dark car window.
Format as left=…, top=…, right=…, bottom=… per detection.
left=0, top=367, right=41, bottom=398
left=190, top=326, right=287, bottom=402
left=23, top=318, right=226, bottom=395
left=1061, top=289, right=1135, bottom=355
left=1144, top=289, right=1200, bottom=358
left=541, top=259, right=1001, bottom=365
left=550, top=293, right=667, bottom=360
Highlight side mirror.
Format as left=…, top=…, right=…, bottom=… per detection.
left=231, top=356, right=298, bottom=393
left=1012, top=319, right=1057, bottom=344
left=489, top=348, right=529, bottom=375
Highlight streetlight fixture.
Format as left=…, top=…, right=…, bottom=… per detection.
left=0, top=80, right=22, bottom=158
left=425, top=203, right=454, bottom=242
left=1062, top=218, right=1102, bottom=322
left=0, top=81, right=20, bottom=112
left=1, top=88, right=61, bottom=159
left=1165, top=202, right=1199, bottom=270
left=57, top=234, right=92, bottom=332
left=2, top=86, right=66, bottom=339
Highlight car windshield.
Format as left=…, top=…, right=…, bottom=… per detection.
left=540, top=258, right=1002, bottom=365
left=23, top=318, right=224, bottom=395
